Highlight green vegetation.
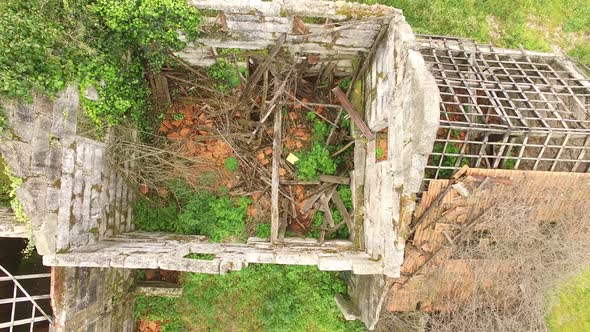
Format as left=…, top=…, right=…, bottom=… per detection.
left=355, top=0, right=590, bottom=66
left=171, top=112, right=184, bottom=121
left=2, top=164, right=27, bottom=225
left=547, top=269, right=590, bottom=332
left=135, top=296, right=183, bottom=331
left=296, top=119, right=338, bottom=180
left=223, top=156, right=239, bottom=172
left=296, top=143, right=338, bottom=181
left=375, top=146, right=384, bottom=159
left=0, top=157, right=34, bottom=255
left=134, top=182, right=252, bottom=242
left=0, top=158, right=11, bottom=207
left=184, top=253, right=215, bottom=260
left=338, top=77, right=352, bottom=91
left=208, top=59, right=241, bottom=94
left=430, top=142, right=466, bottom=178
left=0, top=0, right=202, bottom=132
left=135, top=265, right=366, bottom=331
left=255, top=223, right=271, bottom=238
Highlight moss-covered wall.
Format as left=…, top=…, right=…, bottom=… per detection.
left=51, top=266, right=136, bottom=332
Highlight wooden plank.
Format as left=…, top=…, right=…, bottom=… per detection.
left=332, top=87, right=375, bottom=141
left=280, top=180, right=320, bottom=185
left=278, top=199, right=288, bottom=241
left=241, top=34, right=287, bottom=102
left=249, top=66, right=295, bottom=142
left=270, top=109, right=282, bottom=243
left=135, top=281, right=183, bottom=297
left=331, top=190, right=352, bottom=233
left=300, top=183, right=333, bottom=214
left=319, top=174, right=350, bottom=185
left=321, top=195, right=335, bottom=228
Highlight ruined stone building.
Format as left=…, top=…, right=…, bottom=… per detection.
left=0, top=0, right=588, bottom=331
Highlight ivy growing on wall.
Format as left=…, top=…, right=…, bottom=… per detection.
left=0, top=0, right=202, bottom=132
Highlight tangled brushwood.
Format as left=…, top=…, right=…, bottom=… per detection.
left=106, top=126, right=220, bottom=191
left=378, top=180, right=590, bottom=332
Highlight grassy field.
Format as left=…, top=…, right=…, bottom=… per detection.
left=356, top=0, right=590, bottom=66
left=547, top=269, right=590, bottom=332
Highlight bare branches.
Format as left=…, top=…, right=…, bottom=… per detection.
left=107, top=127, right=220, bottom=191
left=385, top=178, right=590, bottom=332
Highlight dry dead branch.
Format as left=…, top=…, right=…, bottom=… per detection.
left=107, top=127, right=220, bottom=191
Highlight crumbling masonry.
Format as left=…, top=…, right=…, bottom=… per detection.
left=0, top=0, right=589, bottom=331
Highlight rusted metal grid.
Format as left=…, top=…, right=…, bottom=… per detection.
left=0, top=265, right=52, bottom=331
left=417, top=35, right=590, bottom=185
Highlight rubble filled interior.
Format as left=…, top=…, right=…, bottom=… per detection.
left=131, top=49, right=360, bottom=244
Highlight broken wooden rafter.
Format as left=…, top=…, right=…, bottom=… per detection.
left=270, top=104, right=283, bottom=243
left=325, top=53, right=365, bottom=146
left=331, top=190, right=353, bottom=237
left=278, top=199, right=288, bottom=241
left=280, top=180, right=320, bottom=186
left=240, top=34, right=287, bottom=104
left=248, top=66, right=295, bottom=143
left=287, top=94, right=338, bottom=127
left=331, top=140, right=354, bottom=157
left=319, top=175, right=350, bottom=185
left=301, top=183, right=335, bottom=214
left=332, top=87, right=375, bottom=141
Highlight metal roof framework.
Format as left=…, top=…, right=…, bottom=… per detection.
left=417, top=35, right=590, bottom=184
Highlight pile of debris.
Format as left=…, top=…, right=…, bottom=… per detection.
left=127, top=35, right=375, bottom=242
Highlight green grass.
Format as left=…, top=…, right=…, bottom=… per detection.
left=354, top=0, right=590, bottom=66
left=547, top=269, right=590, bottom=332
left=135, top=265, right=366, bottom=332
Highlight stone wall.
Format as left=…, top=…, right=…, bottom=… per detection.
left=44, top=232, right=383, bottom=275
left=0, top=87, right=134, bottom=254
left=361, top=13, right=439, bottom=278
left=51, top=266, right=135, bottom=332
left=347, top=14, right=440, bottom=329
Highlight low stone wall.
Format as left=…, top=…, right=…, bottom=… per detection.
left=44, top=232, right=383, bottom=275
left=51, top=266, right=135, bottom=332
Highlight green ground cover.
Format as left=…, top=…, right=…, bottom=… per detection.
left=547, top=269, right=590, bottom=332
left=135, top=265, right=366, bottom=332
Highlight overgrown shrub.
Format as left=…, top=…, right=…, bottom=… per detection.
left=296, top=120, right=338, bottom=180
left=0, top=0, right=202, bottom=132
left=224, top=156, right=239, bottom=172
left=0, top=158, right=11, bottom=206
left=135, top=296, right=183, bottom=332
left=133, top=182, right=251, bottom=242
left=296, top=143, right=337, bottom=181
left=208, top=60, right=241, bottom=94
